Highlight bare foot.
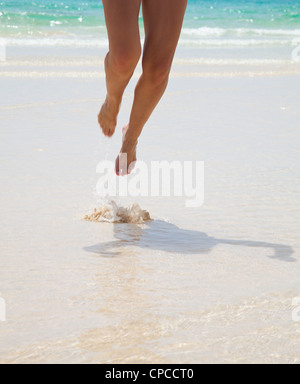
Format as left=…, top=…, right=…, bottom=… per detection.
left=98, top=97, right=120, bottom=137
left=115, top=125, right=137, bottom=176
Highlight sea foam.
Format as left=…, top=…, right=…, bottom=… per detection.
left=181, top=27, right=300, bottom=38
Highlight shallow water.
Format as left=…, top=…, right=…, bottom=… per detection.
left=1, top=0, right=299, bottom=51
left=0, top=56, right=299, bottom=362
left=1, top=0, right=300, bottom=360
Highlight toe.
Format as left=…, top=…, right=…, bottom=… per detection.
left=128, top=161, right=137, bottom=174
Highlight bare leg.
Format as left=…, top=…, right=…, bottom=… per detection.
left=116, top=0, right=188, bottom=175
left=98, top=0, right=142, bottom=137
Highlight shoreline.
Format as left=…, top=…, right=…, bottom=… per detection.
left=1, top=46, right=300, bottom=80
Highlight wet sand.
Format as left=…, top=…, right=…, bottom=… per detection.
left=0, top=47, right=300, bottom=363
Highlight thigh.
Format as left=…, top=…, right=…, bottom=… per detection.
left=142, top=0, right=187, bottom=57
left=102, top=0, right=142, bottom=53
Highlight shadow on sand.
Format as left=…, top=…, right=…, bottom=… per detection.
left=84, top=220, right=296, bottom=262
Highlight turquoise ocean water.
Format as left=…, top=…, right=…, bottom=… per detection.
left=0, top=0, right=299, bottom=47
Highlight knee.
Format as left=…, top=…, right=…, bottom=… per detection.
left=142, top=56, right=172, bottom=87
left=108, top=46, right=141, bottom=76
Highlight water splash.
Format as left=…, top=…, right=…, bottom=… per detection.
left=84, top=201, right=152, bottom=224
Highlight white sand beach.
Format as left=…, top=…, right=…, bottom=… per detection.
left=0, top=44, right=300, bottom=363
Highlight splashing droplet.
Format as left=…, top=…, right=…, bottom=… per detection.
left=84, top=201, right=152, bottom=224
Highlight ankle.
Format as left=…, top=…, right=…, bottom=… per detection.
left=122, top=136, right=138, bottom=152
left=106, top=95, right=121, bottom=110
